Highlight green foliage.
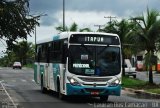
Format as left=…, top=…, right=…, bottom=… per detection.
left=69, top=22, right=78, bottom=31
left=146, top=89, right=160, bottom=94
left=123, top=76, right=160, bottom=94
left=23, top=63, right=34, bottom=68
left=126, top=8, right=160, bottom=83
left=56, top=22, right=91, bottom=32
left=122, top=76, right=147, bottom=89
left=0, top=41, right=35, bottom=66
left=0, top=0, right=39, bottom=49
left=127, top=9, right=160, bottom=52
left=102, top=20, right=118, bottom=33
left=79, top=28, right=92, bottom=32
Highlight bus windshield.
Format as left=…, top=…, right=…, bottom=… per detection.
left=68, top=45, right=121, bottom=76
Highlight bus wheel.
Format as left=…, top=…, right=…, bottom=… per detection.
left=133, top=75, right=136, bottom=78
left=41, top=75, right=47, bottom=93
left=57, top=80, right=65, bottom=100
left=100, top=96, right=109, bottom=102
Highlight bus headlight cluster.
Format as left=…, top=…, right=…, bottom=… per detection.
left=109, top=79, right=120, bottom=86
left=67, top=77, right=81, bottom=86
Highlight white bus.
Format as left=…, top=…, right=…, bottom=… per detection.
left=34, top=32, right=122, bottom=101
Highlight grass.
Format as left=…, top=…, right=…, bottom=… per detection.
left=122, top=76, right=160, bottom=94
left=146, top=89, right=160, bottom=94
left=122, top=76, right=147, bottom=89
left=23, top=63, right=34, bottom=68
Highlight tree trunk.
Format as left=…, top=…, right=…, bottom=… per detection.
left=149, top=65, right=153, bottom=84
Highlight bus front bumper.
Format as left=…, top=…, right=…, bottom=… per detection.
left=66, top=83, right=121, bottom=96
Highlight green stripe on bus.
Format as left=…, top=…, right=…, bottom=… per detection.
left=34, top=64, right=37, bottom=83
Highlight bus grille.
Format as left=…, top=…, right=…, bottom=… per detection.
left=78, top=77, right=111, bottom=82
left=83, top=83, right=107, bottom=86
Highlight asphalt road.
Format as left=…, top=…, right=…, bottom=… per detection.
left=0, top=67, right=160, bottom=108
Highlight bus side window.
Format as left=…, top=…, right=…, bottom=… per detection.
left=47, top=43, right=51, bottom=63
left=53, top=41, right=61, bottom=62
left=49, top=42, right=54, bottom=63
left=37, top=46, right=41, bottom=62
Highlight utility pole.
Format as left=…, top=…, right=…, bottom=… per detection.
left=63, top=0, right=65, bottom=31
left=34, top=14, right=47, bottom=52
left=104, top=16, right=116, bottom=26
left=94, top=24, right=104, bottom=32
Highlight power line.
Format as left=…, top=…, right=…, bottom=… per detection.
left=104, top=16, right=116, bottom=25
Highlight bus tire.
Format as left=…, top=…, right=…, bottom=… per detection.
left=41, top=75, right=47, bottom=93
left=133, top=75, right=136, bottom=78
left=57, top=79, right=65, bottom=100
left=100, top=96, right=109, bottom=102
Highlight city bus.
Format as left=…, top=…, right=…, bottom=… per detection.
left=34, top=32, right=122, bottom=101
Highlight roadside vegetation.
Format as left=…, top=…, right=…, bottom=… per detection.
left=122, top=76, right=160, bottom=94
left=0, top=41, right=35, bottom=67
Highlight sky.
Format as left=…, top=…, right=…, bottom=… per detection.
left=27, top=0, right=160, bottom=42
left=0, top=0, right=160, bottom=54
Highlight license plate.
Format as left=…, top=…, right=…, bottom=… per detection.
left=91, top=91, right=99, bottom=95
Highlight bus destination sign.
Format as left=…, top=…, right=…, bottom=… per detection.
left=69, top=34, right=120, bottom=45
left=85, top=36, right=104, bottom=43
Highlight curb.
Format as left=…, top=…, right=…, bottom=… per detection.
left=123, top=87, right=160, bottom=99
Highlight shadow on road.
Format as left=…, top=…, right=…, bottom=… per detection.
left=40, top=90, right=113, bottom=104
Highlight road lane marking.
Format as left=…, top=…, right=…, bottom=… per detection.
left=0, top=81, right=17, bottom=108
left=21, top=79, right=27, bottom=82
left=12, top=80, right=16, bottom=82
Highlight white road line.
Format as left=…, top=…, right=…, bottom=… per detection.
left=21, top=79, right=27, bottom=82
left=0, top=81, right=17, bottom=108
left=12, top=80, right=16, bottom=82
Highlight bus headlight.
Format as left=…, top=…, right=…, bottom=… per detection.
left=109, top=79, right=120, bottom=86
left=67, top=77, right=81, bottom=86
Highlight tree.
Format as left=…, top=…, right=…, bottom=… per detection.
left=102, top=19, right=135, bottom=76
left=102, top=20, right=118, bottom=33
left=56, top=22, right=77, bottom=32
left=56, top=22, right=91, bottom=32
left=12, top=41, right=35, bottom=65
left=0, top=0, right=39, bottom=49
left=0, top=41, right=35, bottom=66
left=69, top=22, right=78, bottom=31
left=127, top=8, right=160, bottom=84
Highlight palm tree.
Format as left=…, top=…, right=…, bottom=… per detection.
left=56, top=22, right=91, bottom=32
left=102, top=19, right=135, bottom=76
left=55, top=22, right=77, bottom=32
left=127, top=8, right=160, bottom=84
left=79, top=28, right=92, bottom=32
left=69, top=22, right=78, bottom=31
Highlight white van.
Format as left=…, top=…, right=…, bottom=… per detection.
left=124, top=59, right=136, bottom=78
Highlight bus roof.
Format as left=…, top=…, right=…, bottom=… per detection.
left=36, top=32, right=119, bottom=44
